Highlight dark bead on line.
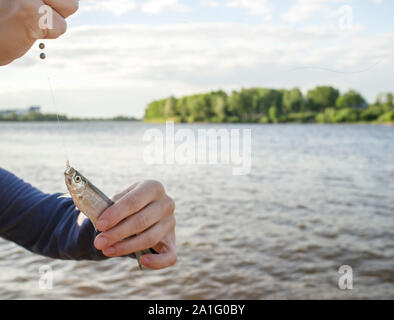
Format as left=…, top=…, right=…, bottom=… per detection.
left=39, top=43, right=45, bottom=50
left=40, top=53, right=46, bottom=60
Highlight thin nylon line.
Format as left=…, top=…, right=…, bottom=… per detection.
left=44, top=57, right=70, bottom=163
left=288, top=55, right=387, bottom=75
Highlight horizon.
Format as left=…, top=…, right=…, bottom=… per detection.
left=1, top=0, right=393, bottom=118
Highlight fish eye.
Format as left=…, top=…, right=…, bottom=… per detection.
left=74, top=176, right=82, bottom=183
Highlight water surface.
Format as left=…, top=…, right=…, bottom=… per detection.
left=0, top=122, right=393, bottom=299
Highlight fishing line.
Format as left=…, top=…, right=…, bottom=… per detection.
left=287, top=59, right=384, bottom=75
left=40, top=43, right=70, bottom=164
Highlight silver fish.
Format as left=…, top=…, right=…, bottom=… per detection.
left=64, top=162, right=151, bottom=269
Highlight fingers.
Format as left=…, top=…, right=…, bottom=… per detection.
left=101, top=215, right=176, bottom=257
left=43, top=9, right=67, bottom=39
left=94, top=196, right=175, bottom=250
left=43, top=0, right=79, bottom=18
left=92, top=179, right=177, bottom=270
left=97, top=180, right=165, bottom=232
left=111, top=183, right=138, bottom=203
left=34, top=0, right=78, bottom=39
left=140, top=244, right=177, bottom=270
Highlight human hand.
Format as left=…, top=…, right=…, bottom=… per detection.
left=0, top=0, right=79, bottom=65
left=93, top=180, right=177, bottom=270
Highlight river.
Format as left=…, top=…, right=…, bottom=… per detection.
left=0, top=122, right=393, bottom=299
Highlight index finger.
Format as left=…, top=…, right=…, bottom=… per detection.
left=97, top=180, right=165, bottom=231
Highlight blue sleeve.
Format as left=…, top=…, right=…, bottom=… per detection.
left=0, top=168, right=107, bottom=261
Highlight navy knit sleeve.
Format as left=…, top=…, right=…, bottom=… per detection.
left=0, top=168, right=107, bottom=261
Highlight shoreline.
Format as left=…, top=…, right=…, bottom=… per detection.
left=0, top=120, right=392, bottom=126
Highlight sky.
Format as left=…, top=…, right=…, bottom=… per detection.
left=1, top=0, right=393, bottom=118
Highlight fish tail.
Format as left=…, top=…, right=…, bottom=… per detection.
left=135, top=249, right=153, bottom=270
left=135, top=251, right=143, bottom=270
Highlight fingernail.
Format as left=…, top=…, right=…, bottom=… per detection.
left=95, top=236, right=107, bottom=249
left=97, top=219, right=108, bottom=231
left=105, top=247, right=116, bottom=255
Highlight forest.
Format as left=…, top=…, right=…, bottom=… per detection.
left=144, top=86, right=394, bottom=124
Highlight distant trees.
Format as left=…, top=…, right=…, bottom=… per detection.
left=0, top=111, right=67, bottom=121
left=111, top=116, right=139, bottom=121
left=0, top=112, right=140, bottom=122
left=316, top=108, right=359, bottom=123
left=306, top=86, right=339, bottom=111
left=282, top=88, right=304, bottom=113
left=376, top=92, right=394, bottom=106
left=144, top=86, right=393, bottom=124
left=336, top=90, right=366, bottom=109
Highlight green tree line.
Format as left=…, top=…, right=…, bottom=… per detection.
left=0, top=112, right=139, bottom=122
left=144, top=86, right=394, bottom=124
left=0, top=112, right=68, bottom=122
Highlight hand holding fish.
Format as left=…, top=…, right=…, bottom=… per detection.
left=0, top=0, right=79, bottom=65
left=93, top=181, right=177, bottom=270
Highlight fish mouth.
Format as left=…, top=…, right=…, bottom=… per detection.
left=64, top=165, right=75, bottom=177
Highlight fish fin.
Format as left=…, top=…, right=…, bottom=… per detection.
left=58, top=193, right=71, bottom=199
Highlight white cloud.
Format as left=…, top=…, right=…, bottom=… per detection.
left=80, top=0, right=189, bottom=16
left=141, top=0, right=186, bottom=15
left=282, top=0, right=350, bottom=23
left=200, top=0, right=220, bottom=8
left=1, top=22, right=393, bottom=117
left=81, top=0, right=137, bottom=15
left=227, top=0, right=273, bottom=21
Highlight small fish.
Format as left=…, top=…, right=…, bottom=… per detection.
left=64, top=161, right=151, bottom=269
